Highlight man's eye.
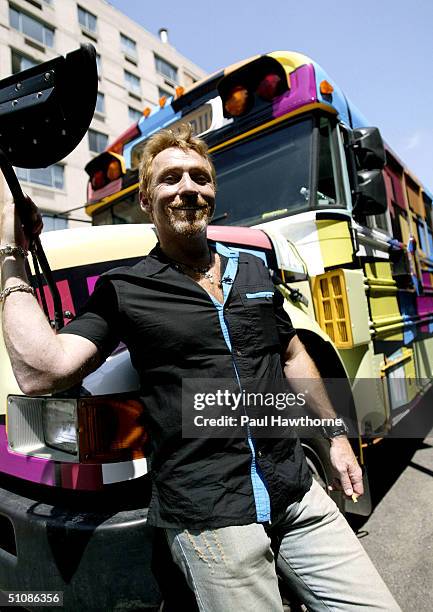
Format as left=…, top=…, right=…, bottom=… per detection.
left=164, top=174, right=178, bottom=183
left=194, top=174, right=210, bottom=185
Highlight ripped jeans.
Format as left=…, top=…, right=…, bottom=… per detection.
left=164, top=479, right=401, bottom=612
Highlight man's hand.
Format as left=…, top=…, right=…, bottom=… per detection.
left=329, top=436, right=364, bottom=499
left=1, top=196, right=43, bottom=250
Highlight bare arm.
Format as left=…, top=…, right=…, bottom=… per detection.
left=1, top=199, right=103, bottom=395
left=283, top=334, right=363, bottom=498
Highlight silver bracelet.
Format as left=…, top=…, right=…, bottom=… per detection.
left=0, top=284, right=35, bottom=303
left=0, top=245, right=28, bottom=258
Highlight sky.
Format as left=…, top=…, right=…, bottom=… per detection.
left=109, top=0, right=433, bottom=189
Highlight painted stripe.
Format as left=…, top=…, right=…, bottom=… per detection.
left=102, top=458, right=148, bottom=484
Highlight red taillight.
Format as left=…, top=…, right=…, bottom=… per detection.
left=86, top=151, right=126, bottom=196
left=256, top=73, right=282, bottom=101
left=224, top=85, right=250, bottom=117
left=91, top=169, right=105, bottom=190
left=109, top=122, right=141, bottom=155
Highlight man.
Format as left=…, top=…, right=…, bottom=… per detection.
left=0, top=125, right=400, bottom=611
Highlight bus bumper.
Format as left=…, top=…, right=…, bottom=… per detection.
left=0, top=482, right=161, bottom=611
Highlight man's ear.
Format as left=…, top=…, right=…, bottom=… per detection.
left=140, top=191, right=153, bottom=218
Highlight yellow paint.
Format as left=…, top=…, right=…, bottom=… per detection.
left=30, top=224, right=158, bottom=271
left=316, top=220, right=353, bottom=268
left=86, top=183, right=137, bottom=217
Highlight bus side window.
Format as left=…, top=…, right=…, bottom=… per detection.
left=316, top=117, right=346, bottom=207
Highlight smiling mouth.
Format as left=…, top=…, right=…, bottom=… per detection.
left=173, top=206, right=206, bottom=211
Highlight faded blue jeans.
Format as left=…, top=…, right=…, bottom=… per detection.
left=165, top=479, right=401, bottom=611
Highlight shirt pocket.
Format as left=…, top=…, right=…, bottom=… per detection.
left=238, top=285, right=281, bottom=350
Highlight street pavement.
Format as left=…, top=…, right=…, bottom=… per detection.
left=350, top=404, right=433, bottom=612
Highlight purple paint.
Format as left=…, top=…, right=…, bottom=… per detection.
left=0, top=424, right=56, bottom=486
left=87, top=275, right=100, bottom=295
left=416, top=295, right=433, bottom=333
left=272, top=64, right=317, bottom=119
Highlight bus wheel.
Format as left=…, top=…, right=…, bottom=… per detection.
left=301, top=437, right=345, bottom=513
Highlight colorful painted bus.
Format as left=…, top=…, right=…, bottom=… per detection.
left=85, top=49, right=433, bottom=437
left=1, top=50, right=433, bottom=610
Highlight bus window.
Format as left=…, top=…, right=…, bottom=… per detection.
left=316, top=117, right=345, bottom=208
left=211, top=118, right=313, bottom=226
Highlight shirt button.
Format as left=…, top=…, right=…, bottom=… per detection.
left=257, top=451, right=262, bottom=458
left=236, top=350, right=242, bottom=356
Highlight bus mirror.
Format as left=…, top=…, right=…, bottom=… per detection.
left=354, top=169, right=387, bottom=216
left=0, top=44, right=97, bottom=168
left=352, top=127, right=386, bottom=170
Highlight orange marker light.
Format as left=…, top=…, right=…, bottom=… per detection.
left=143, top=107, right=151, bottom=118
left=224, top=85, right=249, bottom=117
left=175, top=86, right=185, bottom=98
left=107, top=159, right=122, bottom=181
left=159, top=96, right=167, bottom=108
left=320, top=80, right=334, bottom=95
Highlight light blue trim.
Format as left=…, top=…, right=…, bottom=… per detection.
left=247, top=437, right=271, bottom=522
left=246, top=291, right=274, bottom=299
left=209, top=242, right=271, bottom=523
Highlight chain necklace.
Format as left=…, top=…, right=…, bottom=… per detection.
left=169, top=251, right=215, bottom=284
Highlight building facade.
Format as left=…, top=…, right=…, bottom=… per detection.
left=0, top=0, right=205, bottom=227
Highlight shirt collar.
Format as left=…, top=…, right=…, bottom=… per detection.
left=144, top=241, right=233, bottom=277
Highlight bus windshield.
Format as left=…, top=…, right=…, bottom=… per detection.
left=211, top=118, right=313, bottom=225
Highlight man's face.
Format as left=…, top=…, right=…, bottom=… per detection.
left=141, top=147, right=216, bottom=239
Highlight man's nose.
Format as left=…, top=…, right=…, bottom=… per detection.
left=178, top=172, right=197, bottom=195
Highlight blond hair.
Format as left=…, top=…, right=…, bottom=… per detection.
left=139, top=123, right=216, bottom=202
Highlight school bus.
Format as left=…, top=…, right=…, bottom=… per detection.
left=1, top=50, right=432, bottom=610
left=85, top=49, right=433, bottom=442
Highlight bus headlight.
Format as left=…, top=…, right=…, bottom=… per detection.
left=42, top=399, right=78, bottom=455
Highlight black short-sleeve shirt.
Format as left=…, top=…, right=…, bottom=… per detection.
left=60, top=241, right=311, bottom=528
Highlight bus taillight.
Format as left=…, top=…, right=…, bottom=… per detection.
left=256, top=74, right=283, bottom=101
left=86, top=151, right=126, bottom=194
left=224, top=85, right=250, bottom=116
left=219, top=55, right=290, bottom=119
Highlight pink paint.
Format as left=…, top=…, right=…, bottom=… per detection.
left=207, top=226, right=272, bottom=249
left=87, top=275, right=100, bottom=295
left=0, top=424, right=105, bottom=491
left=60, top=463, right=103, bottom=490
left=0, top=424, right=56, bottom=486
left=417, top=295, right=433, bottom=333
left=272, top=64, right=317, bottom=119
left=36, top=279, right=75, bottom=320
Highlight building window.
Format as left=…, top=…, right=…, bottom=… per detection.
left=124, top=70, right=140, bottom=95
left=96, top=92, right=105, bottom=114
left=158, top=87, right=172, bottom=100
left=183, top=72, right=197, bottom=88
left=11, top=49, right=38, bottom=73
left=154, top=55, right=177, bottom=83
left=77, top=6, right=97, bottom=33
left=9, top=6, right=54, bottom=47
left=128, top=106, right=142, bottom=123
left=88, top=129, right=108, bottom=153
left=15, top=164, right=64, bottom=189
left=120, top=33, right=137, bottom=59
left=41, top=213, right=68, bottom=232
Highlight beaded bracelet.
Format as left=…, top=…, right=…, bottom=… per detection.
left=0, top=245, right=28, bottom=258
left=0, top=284, right=35, bottom=303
